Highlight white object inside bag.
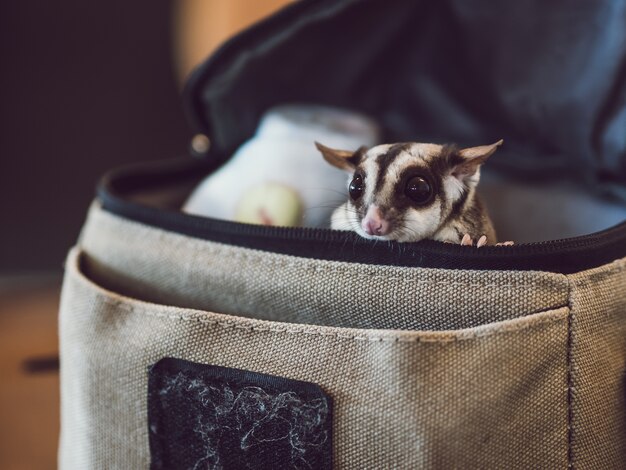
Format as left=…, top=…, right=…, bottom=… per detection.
left=183, top=104, right=380, bottom=228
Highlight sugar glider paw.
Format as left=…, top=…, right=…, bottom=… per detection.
left=460, top=234, right=489, bottom=247
left=460, top=234, right=515, bottom=247
left=461, top=234, right=473, bottom=246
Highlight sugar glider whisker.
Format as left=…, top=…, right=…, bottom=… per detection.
left=316, top=140, right=511, bottom=246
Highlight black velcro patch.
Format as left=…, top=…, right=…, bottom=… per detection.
left=148, top=358, right=333, bottom=470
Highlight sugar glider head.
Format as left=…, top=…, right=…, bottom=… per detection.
left=316, top=140, right=502, bottom=242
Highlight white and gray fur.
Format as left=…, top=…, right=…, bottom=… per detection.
left=316, top=140, right=502, bottom=244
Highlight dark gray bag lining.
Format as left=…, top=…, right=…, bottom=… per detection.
left=184, top=0, right=626, bottom=203
left=479, top=174, right=626, bottom=241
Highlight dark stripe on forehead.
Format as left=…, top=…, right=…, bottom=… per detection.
left=374, top=143, right=412, bottom=194
left=430, top=143, right=462, bottom=176
left=349, top=145, right=369, bottom=167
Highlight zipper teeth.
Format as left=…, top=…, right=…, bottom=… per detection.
left=100, top=159, right=626, bottom=261
left=98, top=180, right=626, bottom=275
left=144, top=201, right=624, bottom=256
left=172, top=192, right=623, bottom=250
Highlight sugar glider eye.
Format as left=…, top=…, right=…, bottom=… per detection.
left=349, top=174, right=364, bottom=200
left=405, top=176, right=433, bottom=204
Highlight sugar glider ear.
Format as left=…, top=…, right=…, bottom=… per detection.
left=453, top=139, right=503, bottom=180
left=315, top=142, right=367, bottom=171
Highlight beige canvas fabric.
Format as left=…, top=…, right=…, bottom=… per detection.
left=568, top=261, right=626, bottom=467
left=78, top=205, right=570, bottom=331
left=58, top=203, right=626, bottom=469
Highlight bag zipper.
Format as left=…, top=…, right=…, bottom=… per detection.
left=97, top=158, right=626, bottom=274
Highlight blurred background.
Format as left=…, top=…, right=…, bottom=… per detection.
left=0, top=1, right=289, bottom=467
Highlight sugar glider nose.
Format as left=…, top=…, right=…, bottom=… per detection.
left=361, top=206, right=390, bottom=236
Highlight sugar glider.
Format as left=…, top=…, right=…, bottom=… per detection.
left=316, top=140, right=512, bottom=246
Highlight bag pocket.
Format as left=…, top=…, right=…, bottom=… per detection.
left=60, top=247, right=570, bottom=469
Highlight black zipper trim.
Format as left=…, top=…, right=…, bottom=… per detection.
left=97, top=158, right=626, bottom=274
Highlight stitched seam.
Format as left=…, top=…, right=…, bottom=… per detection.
left=112, top=245, right=555, bottom=289
left=566, top=277, right=574, bottom=468
left=200, top=255, right=558, bottom=289
left=90, top=291, right=568, bottom=343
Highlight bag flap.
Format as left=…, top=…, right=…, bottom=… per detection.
left=182, top=0, right=626, bottom=200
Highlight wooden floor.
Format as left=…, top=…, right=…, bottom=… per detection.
left=0, top=279, right=61, bottom=470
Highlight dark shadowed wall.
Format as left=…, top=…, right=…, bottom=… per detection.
left=0, top=1, right=191, bottom=273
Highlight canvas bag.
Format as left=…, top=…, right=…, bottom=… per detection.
left=59, top=1, right=626, bottom=468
